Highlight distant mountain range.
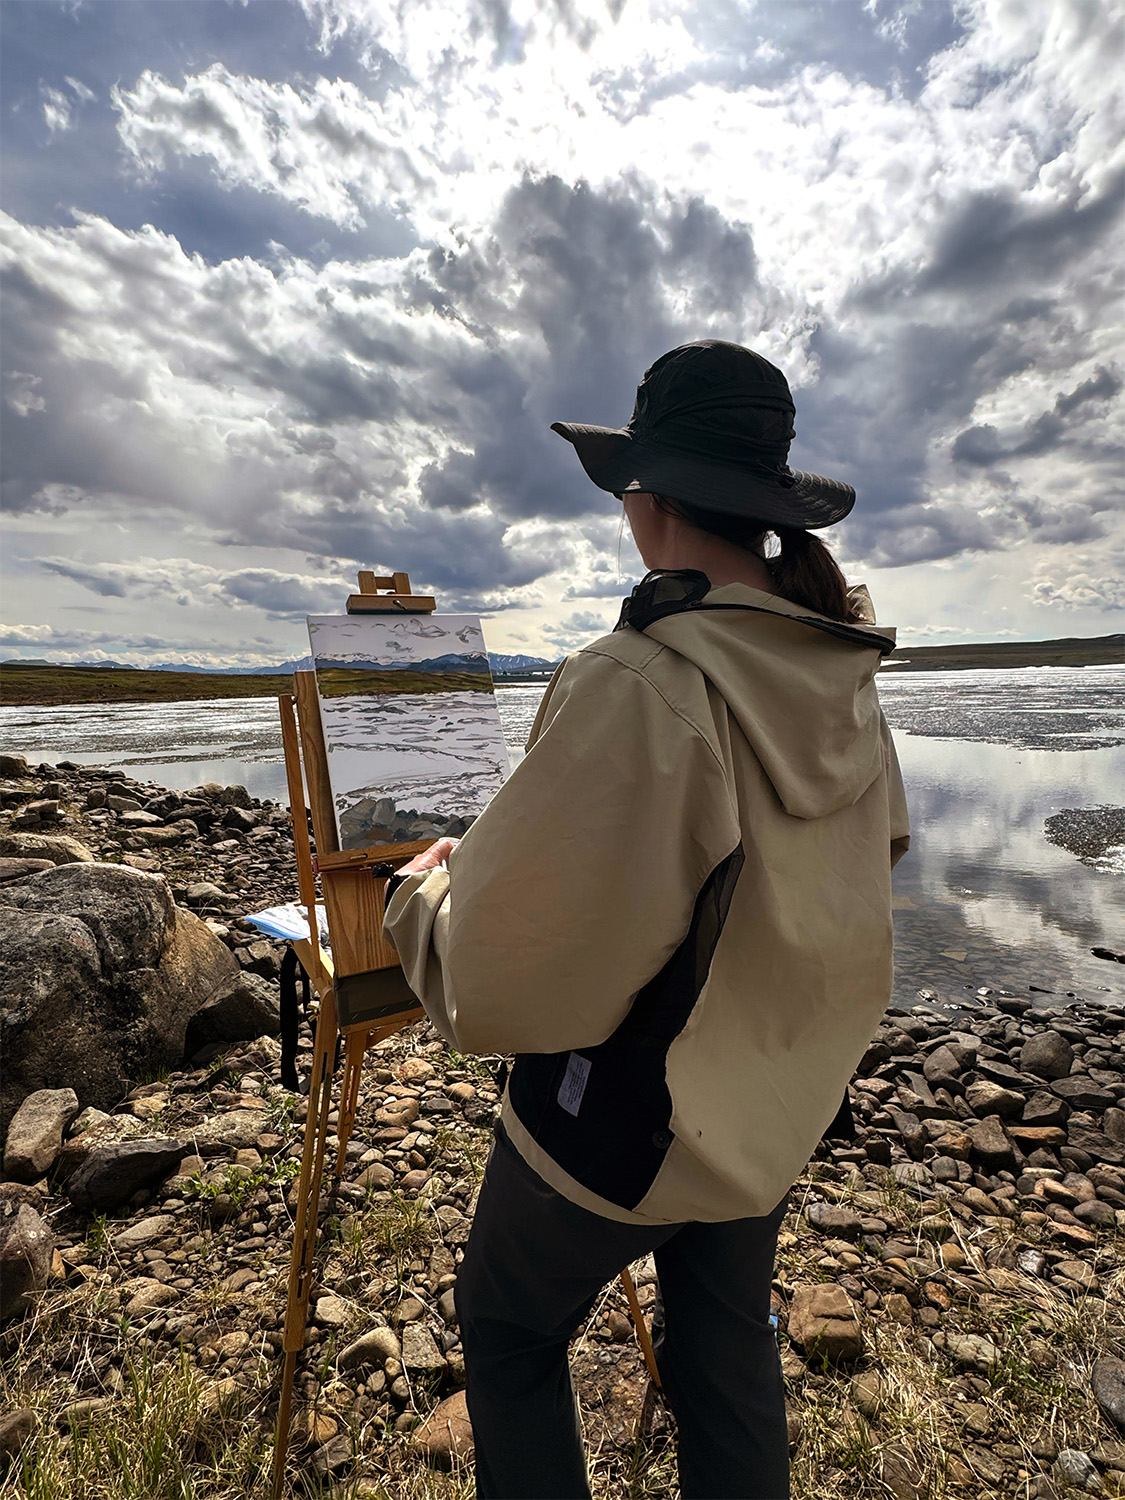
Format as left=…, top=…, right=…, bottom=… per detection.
left=3, top=652, right=561, bottom=674
left=490, top=653, right=559, bottom=672
left=318, top=651, right=491, bottom=673
left=315, top=649, right=486, bottom=670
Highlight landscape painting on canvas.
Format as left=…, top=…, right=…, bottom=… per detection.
left=307, top=614, right=511, bottom=850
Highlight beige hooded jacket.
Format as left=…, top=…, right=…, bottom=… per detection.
left=384, top=578, right=910, bottom=1226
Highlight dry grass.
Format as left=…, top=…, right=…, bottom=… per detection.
left=0, top=1303, right=673, bottom=1499
left=4, top=1204, right=1122, bottom=1499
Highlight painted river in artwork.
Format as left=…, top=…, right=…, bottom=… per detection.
left=2, top=664, right=1123, bottom=1011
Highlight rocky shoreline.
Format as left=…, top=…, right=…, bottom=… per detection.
left=338, top=794, right=475, bottom=853
left=0, top=756, right=1123, bottom=1499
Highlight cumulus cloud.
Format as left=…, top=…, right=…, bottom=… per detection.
left=114, top=65, right=437, bottom=232
left=0, top=620, right=283, bottom=669
left=41, top=76, right=95, bottom=136
left=1030, top=546, right=1125, bottom=614
left=34, top=556, right=355, bottom=619
left=1, top=168, right=766, bottom=588
left=562, top=574, right=639, bottom=600
left=952, top=364, right=1122, bottom=466
left=541, top=606, right=616, bottom=653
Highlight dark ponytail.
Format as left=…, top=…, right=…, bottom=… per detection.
left=770, top=524, right=854, bottom=623
left=651, top=495, right=861, bottom=624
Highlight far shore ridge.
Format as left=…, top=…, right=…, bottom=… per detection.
left=1, top=633, right=1122, bottom=707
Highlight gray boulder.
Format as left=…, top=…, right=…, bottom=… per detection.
left=965, top=1080, right=1024, bottom=1120
left=3, top=1088, right=80, bottom=1181
left=1092, top=1356, right=1125, bottom=1432
left=0, top=857, right=54, bottom=886
left=939, top=1331, right=1001, bottom=1373
left=2, top=859, right=170, bottom=970
left=1053, top=1078, right=1116, bottom=1111
left=0, top=832, right=94, bottom=865
left=54, top=1112, right=145, bottom=1182
left=338, top=1327, right=400, bottom=1372
left=0, top=1204, right=54, bottom=1321
left=967, top=1114, right=1017, bottom=1171
left=66, top=1137, right=189, bottom=1213
left=184, top=972, right=281, bottom=1052
left=0, top=1407, right=37, bottom=1472
left=0, top=863, right=237, bottom=1133
left=182, top=882, right=227, bottom=908
left=13, top=799, right=59, bottom=828
left=401, top=1322, right=446, bottom=1373
left=409, top=1390, right=473, bottom=1469
left=787, top=1284, right=863, bottom=1363
left=1020, top=1031, right=1075, bottom=1080
left=805, top=1203, right=864, bottom=1239
left=190, top=1109, right=271, bottom=1155
left=922, top=1044, right=963, bottom=1090
left=112, top=1214, right=178, bottom=1253
left=1052, top=1450, right=1100, bottom=1492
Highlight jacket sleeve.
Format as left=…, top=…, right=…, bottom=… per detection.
left=383, top=645, right=741, bottom=1055
left=881, top=713, right=911, bottom=868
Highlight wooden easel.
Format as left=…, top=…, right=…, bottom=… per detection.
left=271, top=571, right=437, bottom=1499
left=269, top=571, right=660, bottom=1498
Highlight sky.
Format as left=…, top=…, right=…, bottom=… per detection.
left=1, top=0, right=1122, bottom=668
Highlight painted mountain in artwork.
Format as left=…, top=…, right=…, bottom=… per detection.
left=314, top=649, right=495, bottom=698
left=315, top=651, right=490, bottom=674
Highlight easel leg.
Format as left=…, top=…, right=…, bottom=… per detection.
left=620, top=1266, right=661, bottom=1388
left=271, top=989, right=340, bottom=1500
left=273, top=1350, right=297, bottom=1493
left=334, top=1031, right=367, bottom=1179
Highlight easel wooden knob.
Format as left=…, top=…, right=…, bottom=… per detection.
left=347, top=570, right=436, bottom=614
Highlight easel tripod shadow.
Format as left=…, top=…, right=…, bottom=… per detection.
left=270, top=572, right=660, bottom=1498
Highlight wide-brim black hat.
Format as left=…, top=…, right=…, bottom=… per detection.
left=551, top=340, right=855, bottom=530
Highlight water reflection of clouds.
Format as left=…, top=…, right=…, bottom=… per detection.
left=0, top=696, right=286, bottom=759
left=892, top=732, right=1125, bottom=1003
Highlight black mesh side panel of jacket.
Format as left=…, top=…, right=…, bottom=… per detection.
left=507, top=844, right=745, bottom=1211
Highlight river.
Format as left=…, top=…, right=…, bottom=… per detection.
left=3, top=664, right=1123, bottom=1011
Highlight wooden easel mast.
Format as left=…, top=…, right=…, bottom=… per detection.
left=270, top=571, right=433, bottom=1500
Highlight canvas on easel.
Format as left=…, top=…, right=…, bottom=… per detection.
left=307, top=612, right=510, bottom=850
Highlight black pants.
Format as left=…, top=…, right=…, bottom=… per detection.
left=455, top=1122, right=791, bottom=1500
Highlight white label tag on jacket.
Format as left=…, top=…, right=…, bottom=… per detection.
left=558, top=1053, right=592, bottom=1117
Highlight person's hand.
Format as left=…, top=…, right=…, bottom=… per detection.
left=395, top=837, right=459, bottom=878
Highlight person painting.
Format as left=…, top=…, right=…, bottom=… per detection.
left=384, top=339, right=910, bottom=1500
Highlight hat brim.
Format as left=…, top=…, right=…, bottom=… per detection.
left=550, top=422, right=855, bottom=530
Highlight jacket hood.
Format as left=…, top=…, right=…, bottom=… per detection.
left=641, top=582, right=896, bottom=820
